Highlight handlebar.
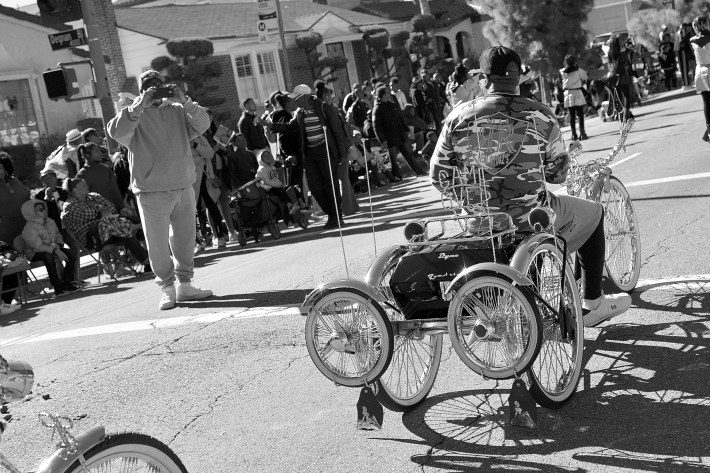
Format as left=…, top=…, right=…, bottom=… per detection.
left=0, top=355, right=34, bottom=403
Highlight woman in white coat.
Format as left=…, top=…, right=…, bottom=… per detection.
left=690, top=15, right=710, bottom=143
left=560, top=54, right=589, bottom=141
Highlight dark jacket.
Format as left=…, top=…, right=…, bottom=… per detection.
left=272, top=109, right=296, bottom=158
left=238, top=111, right=269, bottom=150
left=33, top=186, right=68, bottom=232
left=373, top=99, right=408, bottom=146
left=347, top=99, right=369, bottom=128
left=76, top=162, right=124, bottom=211
left=271, top=96, right=348, bottom=163
left=225, top=146, right=258, bottom=189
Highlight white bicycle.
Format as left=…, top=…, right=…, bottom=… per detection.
left=0, top=355, right=187, bottom=473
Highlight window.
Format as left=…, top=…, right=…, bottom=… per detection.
left=234, top=54, right=258, bottom=102
left=0, top=79, right=40, bottom=147
left=257, top=52, right=280, bottom=100
left=325, top=43, right=350, bottom=104
left=233, top=51, right=283, bottom=104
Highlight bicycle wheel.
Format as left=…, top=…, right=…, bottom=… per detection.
left=66, top=432, right=187, bottom=472
left=600, top=176, right=641, bottom=292
left=372, top=255, right=443, bottom=411
left=305, top=289, right=393, bottom=387
left=522, top=241, right=584, bottom=409
left=448, top=271, right=542, bottom=380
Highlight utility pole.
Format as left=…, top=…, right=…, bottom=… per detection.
left=275, top=0, right=292, bottom=91
left=80, top=0, right=116, bottom=152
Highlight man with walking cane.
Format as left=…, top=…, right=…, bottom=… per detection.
left=269, top=84, right=349, bottom=230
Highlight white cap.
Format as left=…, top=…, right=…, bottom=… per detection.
left=288, top=84, right=312, bottom=99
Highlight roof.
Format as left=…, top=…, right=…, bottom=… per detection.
left=354, top=0, right=481, bottom=29
left=0, top=3, right=70, bottom=30
left=114, top=2, right=399, bottom=40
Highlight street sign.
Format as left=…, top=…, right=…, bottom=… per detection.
left=48, top=28, right=87, bottom=51
left=256, top=0, right=280, bottom=43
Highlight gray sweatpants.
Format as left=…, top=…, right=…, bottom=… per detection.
left=137, top=186, right=197, bottom=288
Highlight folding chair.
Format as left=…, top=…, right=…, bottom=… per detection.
left=65, top=229, right=139, bottom=284
left=12, top=236, right=54, bottom=301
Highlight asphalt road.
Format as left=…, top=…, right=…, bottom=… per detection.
left=1, top=90, right=709, bottom=472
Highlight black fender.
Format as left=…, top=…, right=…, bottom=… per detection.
left=363, top=245, right=408, bottom=287
left=302, top=279, right=388, bottom=314
left=36, top=426, right=106, bottom=472
left=445, top=263, right=534, bottom=297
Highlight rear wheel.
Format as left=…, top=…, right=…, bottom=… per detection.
left=522, top=241, right=584, bottom=409
left=600, top=176, right=641, bottom=292
left=448, top=272, right=542, bottom=380
left=66, top=432, right=187, bottom=472
left=372, top=254, right=442, bottom=411
left=304, top=289, right=393, bottom=387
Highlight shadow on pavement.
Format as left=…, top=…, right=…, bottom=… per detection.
left=179, top=289, right=313, bottom=309
left=395, top=279, right=710, bottom=471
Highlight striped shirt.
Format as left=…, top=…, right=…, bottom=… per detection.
left=303, top=109, right=325, bottom=148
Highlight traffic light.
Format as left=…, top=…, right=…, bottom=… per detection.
left=37, top=0, right=82, bottom=26
left=43, top=66, right=81, bottom=100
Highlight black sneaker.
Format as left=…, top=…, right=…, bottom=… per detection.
left=144, top=263, right=152, bottom=273
left=324, top=220, right=338, bottom=230
left=61, top=282, right=81, bottom=293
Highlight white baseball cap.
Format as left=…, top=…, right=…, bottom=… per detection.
left=288, top=84, right=312, bottom=99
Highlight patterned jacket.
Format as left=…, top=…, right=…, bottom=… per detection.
left=429, top=93, right=569, bottom=233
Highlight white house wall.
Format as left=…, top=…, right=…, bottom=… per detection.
left=118, top=28, right=166, bottom=78
left=0, top=15, right=87, bottom=137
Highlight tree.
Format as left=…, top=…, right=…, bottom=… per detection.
left=627, top=9, right=681, bottom=52
left=362, top=28, right=410, bottom=82
left=476, top=0, right=594, bottom=78
left=408, top=14, right=438, bottom=73
left=295, top=31, right=349, bottom=85
left=150, top=38, right=228, bottom=120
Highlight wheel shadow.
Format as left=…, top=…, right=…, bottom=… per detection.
left=394, top=280, right=710, bottom=471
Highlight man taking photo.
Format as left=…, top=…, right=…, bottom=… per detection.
left=107, top=70, right=213, bottom=310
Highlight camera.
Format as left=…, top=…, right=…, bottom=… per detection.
left=152, top=85, right=175, bottom=99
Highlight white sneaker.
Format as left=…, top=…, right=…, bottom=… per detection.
left=229, top=231, right=239, bottom=243
left=0, top=302, right=20, bottom=316
left=194, top=244, right=205, bottom=255
left=583, top=293, right=632, bottom=327
left=176, top=283, right=213, bottom=301
left=159, top=285, right=176, bottom=310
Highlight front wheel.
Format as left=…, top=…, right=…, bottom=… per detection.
left=66, top=432, right=188, bottom=472
left=448, top=272, right=542, bottom=380
left=521, top=241, right=584, bottom=409
left=600, top=176, right=641, bottom=292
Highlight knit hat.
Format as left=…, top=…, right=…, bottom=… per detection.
left=139, top=70, right=165, bottom=92
left=479, top=46, right=522, bottom=77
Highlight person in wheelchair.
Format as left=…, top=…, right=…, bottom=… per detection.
left=430, top=46, right=631, bottom=328
left=255, top=149, right=302, bottom=226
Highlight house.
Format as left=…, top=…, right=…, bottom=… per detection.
left=355, top=0, right=490, bottom=64
left=113, top=2, right=409, bottom=125
left=0, top=4, right=91, bottom=148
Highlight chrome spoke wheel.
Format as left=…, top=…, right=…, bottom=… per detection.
left=305, top=289, right=393, bottom=387
left=600, top=176, right=641, bottom=292
left=523, top=241, right=584, bottom=409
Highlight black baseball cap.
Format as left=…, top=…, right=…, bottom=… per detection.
left=479, top=46, right=522, bottom=77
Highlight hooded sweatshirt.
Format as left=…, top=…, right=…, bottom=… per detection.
left=21, top=199, right=63, bottom=259
left=106, top=98, right=210, bottom=193
left=255, top=152, right=283, bottom=191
